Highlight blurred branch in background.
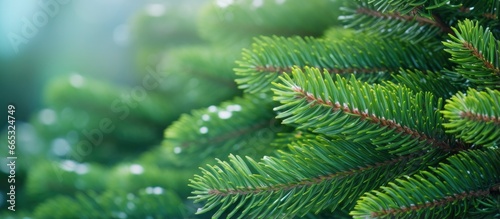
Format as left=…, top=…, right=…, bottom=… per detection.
left=0, top=0, right=209, bottom=216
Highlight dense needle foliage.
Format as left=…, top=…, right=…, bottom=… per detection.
left=4, top=0, right=499, bottom=218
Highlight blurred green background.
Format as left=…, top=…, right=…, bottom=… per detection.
left=0, top=0, right=208, bottom=216
left=0, top=0, right=201, bottom=121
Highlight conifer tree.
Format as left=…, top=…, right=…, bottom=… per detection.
left=3, top=0, right=498, bottom=218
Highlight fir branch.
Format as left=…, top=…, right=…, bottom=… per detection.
left=207, top=151, right=417, bottom=197
left=354, top=7, right=453, bottom=34
left=190, top=137, right=440, bottom=218
left=273, top=67, right=458, bottom=155
left=341, top=1, right=453, bottom=43
left=362, top=0, right=453, bottom=15
left=460, top=111, right=500, bottom=125
left=289, top=85, right=448, bottom=150
left=236, top=34, right=448, bottom=93
left=442, top=88, right=500, bottom=147
left=443, top=19, right=500, bottom=89
left=462, top=41, right=500, bottom=75
left=351, top=149, right=500, bottom=218
left=254, top=65, right=393, bottom=75
left=164, top=95, right=284, bottom=167
left=367, top=188, right=492, bottom=218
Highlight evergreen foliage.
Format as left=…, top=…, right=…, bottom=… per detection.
left=235, top=33, right=448, bottom=93
left=163, top=95, right=287, bottom=167
left=188, top=0, right=500, bottom=218
left=4, top=0, right=499, bottom=218
left=352, top=149, right=500, bottom=218
left=444, top=19, right=500, bottom=89
left=442, top=88, right=500, bottom=147
left=273, top=68, right=453, bottom=155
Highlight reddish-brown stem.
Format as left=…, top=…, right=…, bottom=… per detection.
left=356, top=7, right=454, bottom=35
left=371, top=189, right=492, bottom=217
left=255, top=65, right=394, bottom=75
left=208, top=152, right=415, bottom=197
left=291, top=85, right=456, bottom=152
left=459, top=111, right=500, bottom=125
left=462, top=42, right=500, bottom=76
